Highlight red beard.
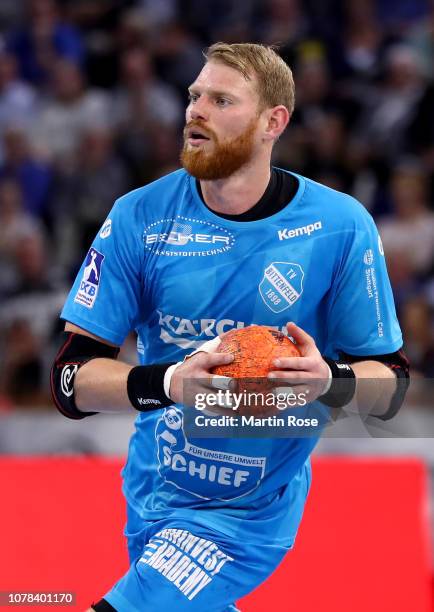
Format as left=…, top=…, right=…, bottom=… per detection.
left=180, top=118, right=258, bottom=180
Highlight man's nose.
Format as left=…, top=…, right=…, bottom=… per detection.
left=188, top=97, right=209, bottom=122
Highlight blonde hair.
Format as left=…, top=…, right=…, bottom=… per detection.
left=205, top=42, right=295, bottom=115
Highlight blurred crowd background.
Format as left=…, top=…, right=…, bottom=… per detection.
left=0, top=0, right=433, bottom=409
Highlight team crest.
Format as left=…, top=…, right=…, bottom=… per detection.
left=74, top=248, right=105, bottom=308
left=259, top=261, right=304, bottom=313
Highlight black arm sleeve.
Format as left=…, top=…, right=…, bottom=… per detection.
left=50, top=331, right=120, bottom=420
left=339, top=348, right=410, bottom=420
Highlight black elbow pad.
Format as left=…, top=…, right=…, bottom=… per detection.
left=50, top=331, right=120, bottom=420
left=374, top=367, right=410, bottom=421
left=341, top=348, right=410, bottom=420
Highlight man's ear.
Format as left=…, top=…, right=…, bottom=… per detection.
left=263, top=105, right=290, bottom=142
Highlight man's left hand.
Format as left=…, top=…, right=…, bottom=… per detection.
left=267, top=322, right=331, bottom=403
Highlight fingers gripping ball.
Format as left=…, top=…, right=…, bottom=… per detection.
left=211, top=325, right=301, bottom=416
left=213, top=325, right=300, bottom=377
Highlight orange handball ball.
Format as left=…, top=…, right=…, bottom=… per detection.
left=212, top=325, right=300, bottom=378
left=211, top=326, right=301, bottom=416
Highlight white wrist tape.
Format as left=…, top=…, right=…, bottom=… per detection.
left=163, top=363, right=180, bottom=399
left=322, top=362, right=333, bottom=395
left=163, top=336, right=227, bottom=400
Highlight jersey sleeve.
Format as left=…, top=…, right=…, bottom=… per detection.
left=61, top=194, right=144, bottom=345
left=325, top=207, right=403, bottom=357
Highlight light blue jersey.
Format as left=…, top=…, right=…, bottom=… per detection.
left=61, top=169, right=402, bottom=609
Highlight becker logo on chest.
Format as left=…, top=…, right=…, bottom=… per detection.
left=144, top=216, right=235, bottom=256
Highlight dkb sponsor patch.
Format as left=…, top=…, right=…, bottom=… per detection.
left=74, top=248, right=105, bottom=309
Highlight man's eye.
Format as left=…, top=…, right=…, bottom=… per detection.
left=216, top=98, right=230, bottom=107
left=188, top=93, right=198, bottom=103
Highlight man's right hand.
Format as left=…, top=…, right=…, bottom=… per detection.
left=169, top=338, right=234, bottom=406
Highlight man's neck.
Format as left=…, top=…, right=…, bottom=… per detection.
left=200, top=159, right=271, bottom=215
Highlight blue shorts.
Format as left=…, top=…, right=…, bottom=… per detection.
left=103, top=505, right=292, bottom=612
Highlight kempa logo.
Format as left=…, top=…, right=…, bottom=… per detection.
left=278, top=221, right=322, bottom=241
left=138, top=397, right=161, bottom=406
left=99, top=218, right=112, bottom=239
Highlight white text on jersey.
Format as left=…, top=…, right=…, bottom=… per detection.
left=278, top=221, right=322, bottom=241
